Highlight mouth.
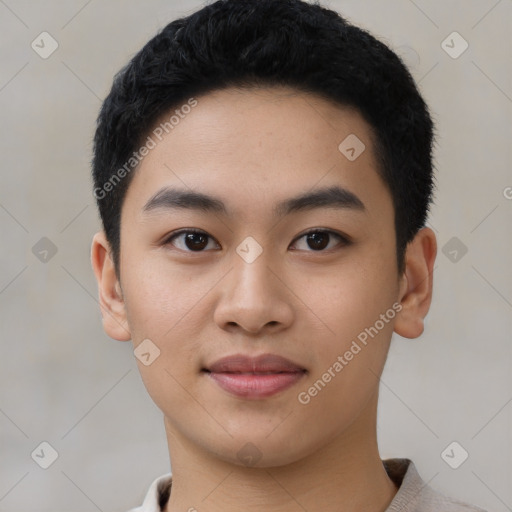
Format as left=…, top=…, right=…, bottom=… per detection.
left=202, top=353, right=307, bottom=399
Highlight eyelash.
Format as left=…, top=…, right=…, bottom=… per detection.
left=162, top=228, right=351, bottom=253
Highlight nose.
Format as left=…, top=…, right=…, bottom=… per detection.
left=213, top=248, right=294, bottom=335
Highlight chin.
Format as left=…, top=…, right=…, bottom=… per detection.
left=202, top=431, right=319, bottom=469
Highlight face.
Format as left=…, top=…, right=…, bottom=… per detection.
left=93, top=86, right=435, bottom=467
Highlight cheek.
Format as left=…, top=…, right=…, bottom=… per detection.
left=121, top=255, right=204, bottom=338
left=303, top=248, right=399, bottom=387
left=122, top=273, right=169, bottom=338
left=295, top=272, right=397, bottom=431
left=122, top=266, right=205, bottom=409
left=121, top=257, right=216, bottom=379
left=308, top=256, right=397, bottom=337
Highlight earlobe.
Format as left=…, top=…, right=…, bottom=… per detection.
left=394, top=227, right=437, bottom=339
left=91, top=231, right=131, bottom=341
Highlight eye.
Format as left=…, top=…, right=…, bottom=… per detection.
left=163, top=228, right=350, bottom=253
left=164, top=229, right=220, bottom=252
left=290, top=229, right=350, bottom=252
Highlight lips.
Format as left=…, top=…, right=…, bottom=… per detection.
left=203, top=353, right=307, bottom=399
left=205, top=353, right=306, bottom=373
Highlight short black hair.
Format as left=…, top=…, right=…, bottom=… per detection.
left=92, top=0, right=435, bottom=277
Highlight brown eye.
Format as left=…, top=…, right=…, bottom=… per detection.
left=305, top=232, right=330, bottom=250
left=291, top=229, right=349, bottom=252
left=165, top=229, right=219, bottom=252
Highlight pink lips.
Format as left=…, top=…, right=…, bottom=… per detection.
left=204, top=353, right=306, bottom=399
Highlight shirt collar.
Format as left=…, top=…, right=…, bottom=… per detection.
left=135, top=458, right=421, bottom=512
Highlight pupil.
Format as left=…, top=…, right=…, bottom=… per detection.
left=308, top=232, right=328, bottom=250
left=186, top=233, right=207, bottom=250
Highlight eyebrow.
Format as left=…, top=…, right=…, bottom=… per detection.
left=142, top=185, right=366, bottom=217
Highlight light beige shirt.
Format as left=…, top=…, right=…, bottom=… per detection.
left=126, top=458, right=487, bottom=512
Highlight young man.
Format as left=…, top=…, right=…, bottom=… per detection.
left=91, top=0, right=487, bottom=510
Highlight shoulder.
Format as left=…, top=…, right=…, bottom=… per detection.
left=125, top=472, right=173, bottom=512
left=411, top=490, right=489, bottom=512
left=384, top=458, right=488, bottom=512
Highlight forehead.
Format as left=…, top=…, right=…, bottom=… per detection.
left=123, top=85, right=392, bottom=224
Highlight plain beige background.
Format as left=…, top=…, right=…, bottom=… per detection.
left=0, top=0, right=511, bottom=511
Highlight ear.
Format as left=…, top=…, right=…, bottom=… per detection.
left=394, top=227, right=437, bottom=339
left=91, top=231, right=131, bottom=341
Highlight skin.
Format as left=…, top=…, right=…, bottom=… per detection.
left=91, top=86, right=437, bottom=512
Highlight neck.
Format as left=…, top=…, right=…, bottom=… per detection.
left=164, top=392, right=397, bottom=512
